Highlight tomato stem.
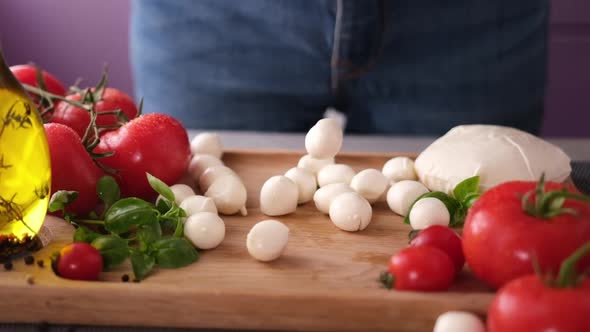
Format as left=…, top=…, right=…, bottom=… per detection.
left=556, top=241, right=590, bottom=287
left=379, top=271, right=395, bottom=289
left=521, top=174, right=590, bottom=219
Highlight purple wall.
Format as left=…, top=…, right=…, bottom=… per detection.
left=0, top=0, right=588, bottom=137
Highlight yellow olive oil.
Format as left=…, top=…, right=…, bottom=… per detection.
left=0, top=51, right=51, bottom=257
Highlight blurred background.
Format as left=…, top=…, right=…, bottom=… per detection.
left=0, top=0, right=588, bottom=137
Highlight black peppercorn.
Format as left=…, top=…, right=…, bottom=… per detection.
left=24, top=255, right=34, bottom=265
left=121, top=274, right=130, bottom=282
left=3, top=261, right=13, bottom=271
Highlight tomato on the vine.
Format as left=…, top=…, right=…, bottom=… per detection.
left=92, top=113, right=190, bottom=199
left=52, top=87, right=138, bottom=138
left=56, top=243, right=103, bottom=281
left=463, top=178, right=590, bottom=289
left=10, top=64, right=67, bottom=98
left=381, top=246, right=455, bottom=291
left=410, top=225, right=464, bottom=273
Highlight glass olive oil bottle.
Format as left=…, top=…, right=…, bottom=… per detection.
left=0, top=50, right=51, bottom=259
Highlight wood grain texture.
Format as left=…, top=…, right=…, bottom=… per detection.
left=0, top=150, right=494, bottom=332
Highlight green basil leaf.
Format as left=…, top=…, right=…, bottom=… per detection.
left=146, top=173, right=175, bottom=203
left=453, top=176, right=480, bottom=202
left=451, top=206, right=468, bottom=227
left=73, top=226, right=101, bottom=243
left=153, top=238, right=198, bottom=269
left=48, top=190, right=78, bottom=212
left=155, top=197, right=173, bottom=214
left=96, top=175, right=120, bottom=207
left=91, top=235, right=129, bottom=270
left=463, top=192, right=481, bottom=208
left=137, top=219, right=162, bottom=251
left=130, top=248, right=155, bottom=280
left=104, top=198, right=158, bottom=234
left=173, top=216, right=184, bottom=238
left=404, top=192, right=461, bottom=225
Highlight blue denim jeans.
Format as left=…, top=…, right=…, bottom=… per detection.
left=131, top=0, right=548, bottom=134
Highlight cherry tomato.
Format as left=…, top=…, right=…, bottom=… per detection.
left=57, top=243, right=103, bottom=281
left=45, top=123, right=104, bottom=215
left=387, top=246, right=455, bottom=291
left=92, top=113, right=190, bottom=199
left=487, top=275, right=590, bottom=331
left=463, top=181, right=590, bottom=289
left=410, top=225, right=464, bottom=273
left=52, top=87, right=138, bottom=138
left=10, top=64, right=67, bottom=98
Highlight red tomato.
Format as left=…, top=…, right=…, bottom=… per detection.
left=387, top=246, right=455, bottom=291
left=45, top=123, right=104, bottom=215
left=92, top=113, right=190, bottom=199
left=410, top=225, right=465, bottom=273
left=57, top=243, right=103, bottom=281
left=487, top=275, right=590, bottom=332
left=52, top=87, right=138, bottom=138
left=10, top=64, right=67, bottom=98
left=463, top=181, right=590, bottom=289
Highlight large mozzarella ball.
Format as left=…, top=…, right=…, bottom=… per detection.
left=382, top=157, right=417, bottom=182
left=297, top=154, right=335, bottom=175
left=190, top=132, right=223, bottom=159
left=167, top=184, right=195, bottom=205
left=199, top=165, right=236, bottom=192
left=386, top=180, right=429, bottom=216
left=246, top=220, right=289, bottom=262
left=350, top=169, right=389, bottom=203
left=408, top=197, right=450, bottom=230
left=188, top=154, right=223, bottom=182
left=284, top=167, right=317, bottom=204
left=304, top=118, right=343, bottom=159
left=184, top=212, right=225, bottom=250
left=329, top=192, right=372, bottom=232
left=179, top=195, right=218, bottom=216
left=313, top=183, right=354, bottom=214
left=433, top=311, right=485, bottom=332
left=317, top=164, right=355, bottom=187
left=259, top=176, right=299, bottom=216
left=204, top=174, right=248, bottom=216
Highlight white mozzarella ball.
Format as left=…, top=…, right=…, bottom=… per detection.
left=313, top=183, right=354, bottom=214
left=382, top=156, right=418, bottom=182
left=350, top=168, right=389, bottom=203
left=184, top=212, right=225, bottom=250
left=304, top=118, right=343, bottom=159
left=198, top=165, right=236, bottom=192
left=408, top=197, right=450, bottom=230
left=433, top=311, right=486, bottom=332
left=247, top=220, right=289, bottom=262
left=317, top=164, right=355, bottom=187
left=179, top=195, right=218, bottom=216
left=205, top=174, right=248, bottom=216
left=297, top=154, right=335, bottom=175
left=329, top=192, right=373, bottom=232
left=190, top=132, right=223, bottom=159
left=386, top=180, right=429, bottom=216
left=188, top=154, right=223, bottom=182
left=167, top=184, right=195, bottom=205
left=259, top=176, right=299, bottom=216
left=284, top=167, right=317, bottom=204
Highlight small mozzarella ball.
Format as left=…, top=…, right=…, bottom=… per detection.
left=188, top=154, right=223, bottom=182
left=382, top=156, right=417, bottom=182
left=284, top=167, right=317, bottom=204
left=313, top=183, right=354, bottom=214
left=305, top=118, right=343, bottom=159
left=260, top=176, right=299, bottom=216
left=190, top=132, right=223, bottom=159
left=317, top=164, right=355, bottom=187
left=247, top=220, right=289, bottom=262
left=199, top=165, right=236, bottom=192
left=433, top=311, right=485, bottom=332
left=408, top=197, right=450, bottom=230
left=350, top=169, right=389, bottom=203
left=179, top=195, right=218, bottom=216
left=165, top=184, right=195, bottom=205
left=329, top=192, right=372, bottom=232
left=386, top=180, right=429, bottom=216
left=205, top=174, right=248, bottom=216
left=184, top=212, right=225, bottom=250
left=297, top=154, right=335, bottom=175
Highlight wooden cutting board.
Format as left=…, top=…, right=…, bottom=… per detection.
left=0, top=150, right=494, bottom=332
